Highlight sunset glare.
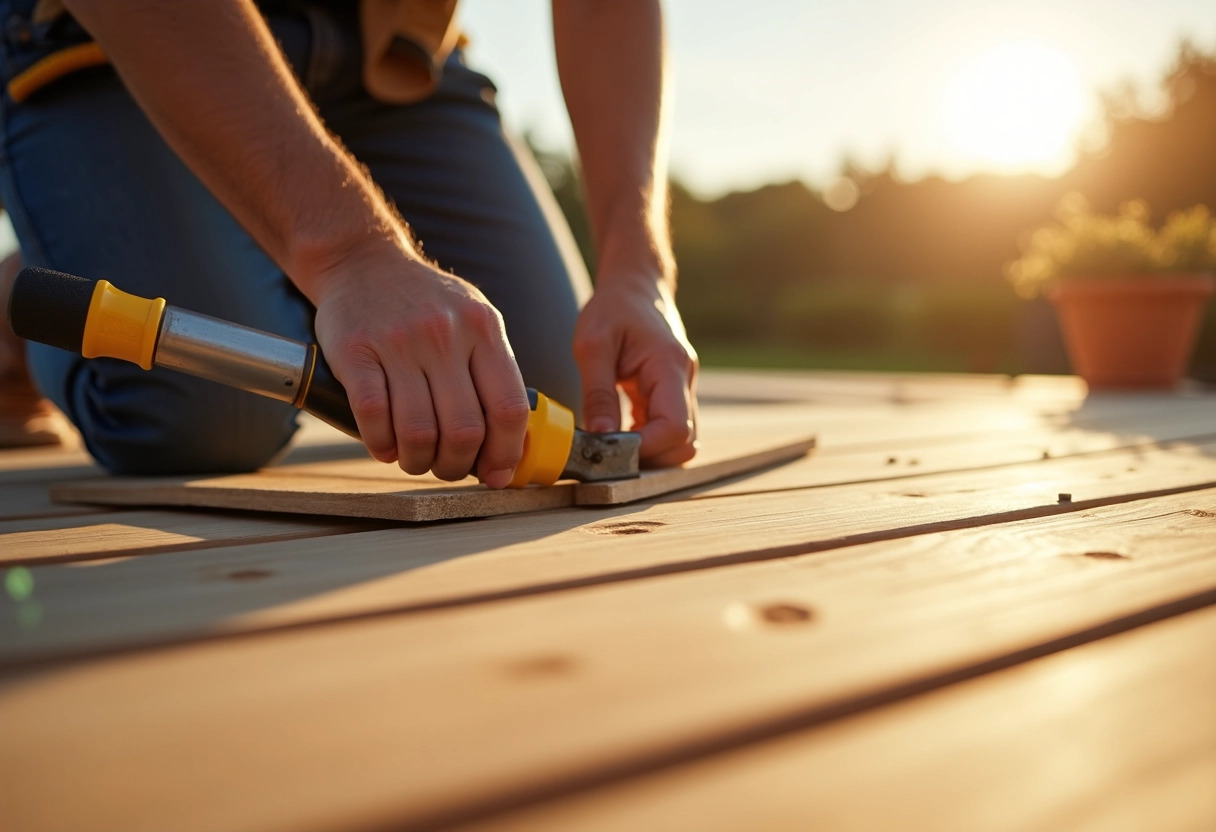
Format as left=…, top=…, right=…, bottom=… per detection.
left=941, top=40, right=1089, bottom=175
left=460, top=0, right=1216, bottom=193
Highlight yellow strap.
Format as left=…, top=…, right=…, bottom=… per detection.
left=7, top=42, right=107, bottom=103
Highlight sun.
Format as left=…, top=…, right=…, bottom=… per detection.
left=941, top=39, right=1089, bottom=175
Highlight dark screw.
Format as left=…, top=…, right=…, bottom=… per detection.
left=758, top=603, right=814, bottom=625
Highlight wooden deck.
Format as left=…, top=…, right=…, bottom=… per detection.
left=2, top=369, right=1214, bottom=832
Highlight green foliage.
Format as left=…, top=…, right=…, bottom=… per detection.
left=524, top=41, right=1216, bottom=377
left=1005, top=195, right=1216, bottom=297
left=774, top=283, right=897, bottom=349
left=1158, top=204, right=1216, bottom=272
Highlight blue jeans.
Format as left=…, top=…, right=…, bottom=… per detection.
left=0, top=2, right=590, bottom=473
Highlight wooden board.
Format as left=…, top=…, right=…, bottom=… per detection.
left=696, top=368, right=1086, bottom=405
left=40, top=385, right=1216, bottom=521
left=47, top=431, right=817, bottom=521
left=0, top=510, right=381, bottom=567
left=0, top=443, right=100, bottom=521
left=9, top=437, right=1216, bottom=665
left=2, top=486, right=1213, bottom=831
left=270, top=394, right=1216, bottom=505
left=0, top=482, right=105, bottom=522
left=462, top=605, right=1216, bottom=832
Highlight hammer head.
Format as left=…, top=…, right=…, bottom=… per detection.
left=562, top=429, right=641, bottom=482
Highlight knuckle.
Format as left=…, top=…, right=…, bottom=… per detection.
left=490, top=394, right=531, bottom=428
left=384, top=324, right=415, bottom=352
left=443, top=419, right=486, bottom=454
left=572, top=331, right=612, bottom=362
left=334, top=337, right=381, bottom=368
left=399, top=422, right=439, bottom=451
left=417, top=310, right=457, bottom=345
left=660, top=341, right=695, bottom=366
left=463, top=301, right=504, bottom=336
left=348, top=389, right=389, bottom=421
left=583, top=387, right=621, bottom=414
left=667, top=420, right=694, bottom=444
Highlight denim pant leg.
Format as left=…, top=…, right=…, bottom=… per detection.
left=0, top=67, right=311, bottom=474
left=315, top=48, right=592, bottom=414
left=0, top=3, right=591, bottom=476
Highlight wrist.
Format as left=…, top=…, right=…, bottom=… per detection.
left=595, top=238, right=675, bottom=293
left=287, top=216, right=423, bottom=305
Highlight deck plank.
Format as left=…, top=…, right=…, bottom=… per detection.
left=47, top=430, right=816, bottom=521
left=460, top=605, right=1216, bottom=832
left=7, top=436, right=1216, bottom=664
left=0, top=509, right=383, bottom=566
left=40, top=389, right=1216, bottom=519
left=0, top=482, right=105, bottom=521
left=1, top=485, right=1214, bottom=831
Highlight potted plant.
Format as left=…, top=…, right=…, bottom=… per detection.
left=1006, top=194, right=1216, bottom=389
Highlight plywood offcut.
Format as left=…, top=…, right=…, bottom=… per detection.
left=50, top=432, right=816, bottom=522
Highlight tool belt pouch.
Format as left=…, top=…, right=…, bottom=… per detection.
left=4, top=0, right=462, bottom=106
left=2, top=0, right=100, bottom=103
left=360, top=0, right=461, bottom=105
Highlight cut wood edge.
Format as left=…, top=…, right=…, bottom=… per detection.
left=47, top=436, right=816, bottom=521
left=575, top=436, right=817, bottom=505
left=50, top=477, right=577, bottom=522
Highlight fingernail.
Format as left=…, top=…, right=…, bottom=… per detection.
left=589, top=418, right=613, bottom=433
left=484, top=468, right=514, bottom=489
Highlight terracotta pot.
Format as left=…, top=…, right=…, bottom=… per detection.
left=1047, top=273, right=1215, bottom=389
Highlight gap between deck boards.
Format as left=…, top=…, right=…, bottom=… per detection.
left=452, top=604, right=1216, bottom=832
left=7, top=437, right=1216, bottom=668
left=2, top=485, right=1214, bottom=832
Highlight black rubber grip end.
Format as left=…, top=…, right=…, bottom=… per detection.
left=7, top=266, right=96, bottom=354
left=302, top=353, right=360, bottom=439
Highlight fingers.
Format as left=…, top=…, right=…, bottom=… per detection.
left=336, top=347, right=398, bottom=464
left=573, top=330, right=623, bottom=433
left=634, top=364, right=697, bottom=467
left=312, top=261, right=530, bottom=486
left=390, top=303, right=526, bottom=487
left=425, top=372, right=485, bottom=481
left=471, top=345, right=530, bottom=489
left=386, top=368, right=437, bottom=475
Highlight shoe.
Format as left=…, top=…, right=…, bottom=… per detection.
left=0, top=251, right=72, bottom=448
left=0, top=367, right=71, bottom=448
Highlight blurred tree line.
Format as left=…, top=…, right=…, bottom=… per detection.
left=531, top=41, right=1216, bottom=378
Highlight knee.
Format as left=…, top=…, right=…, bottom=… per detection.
left=70, top=365, right=298, bottom=475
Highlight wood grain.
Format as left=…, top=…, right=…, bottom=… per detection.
left=281, top=393, right=1216, bottom=504
left=9, top=436, right=1216, bottom=665
left=0, top=510, right=380, bottom=566
left=461, top=606, right=1216, bottom=832
left=0, top=482, right=105, bottom=522
left=51, top=470, right=580, bottom=522
left=43, top=385, right=1216, bottom=521
left=48, top=431, right=817, bottom=521
left=574, top=435, right=815, bottom=504
left=2, top=486, right=1214, bottom=832
left=696, top=368, right=1086, bottom=405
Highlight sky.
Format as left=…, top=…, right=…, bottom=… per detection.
left=458, top=0, right=1216, bottom=197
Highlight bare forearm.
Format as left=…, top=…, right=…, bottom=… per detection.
left=553, top=0, right=673, bottom=285
left=63, top=0, right=415, bottom=302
